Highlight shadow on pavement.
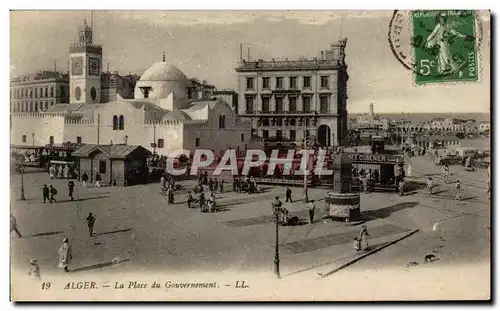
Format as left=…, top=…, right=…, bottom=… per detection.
left=57, top=196, right=111, bottom=203
left=69, top=259, right=130, bottom=273
left=25, top=231, right=65, bottom=238
left=93, top=228, right=133, bottom=237
left=363, top=201, right=419, bottom=219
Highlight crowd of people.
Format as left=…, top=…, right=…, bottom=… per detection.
left=48, top=163, right=78, bottom=179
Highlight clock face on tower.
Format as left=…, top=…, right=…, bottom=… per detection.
left=89, top=58, right=100, bottom=76
left=71, top=57, right=83, bottom=75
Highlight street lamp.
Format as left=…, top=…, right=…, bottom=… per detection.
left=303, top=118, right=309, bottom=203
left=20, top=161, right=26, bottom=201
left=31, top=133, right=35, bottom=147
left=273, top=211, right=281, bottom=279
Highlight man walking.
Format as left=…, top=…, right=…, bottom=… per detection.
left=455, top=180, right=462, bottom=202
left=49, top=185, right=58, bottom=203
left=95, top=173, right=101, bottom=188
left=68, top=180, right=75, bottom=201
left=42, top=184, right=49, bottom=203
left=306, top=199, right=316, bottom=224
left=10, top=214, right=22, bottom=238
left=285, top=186, right=292, bottom=203
left=85, top=213, right=96, bottom=237
left=426, top=177, right=434, bottom=195
left=187, top=191, right=194, bottom=209
left=81, top=172, right=88, bottom=187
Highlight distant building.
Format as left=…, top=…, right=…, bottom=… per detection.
left=212, top=89, right=238, bottom=112
left=101, top=72, right=139, bottom=102
left=10, top=71, right=70, bottom=112
left=235, top=38, right=349, bottom=148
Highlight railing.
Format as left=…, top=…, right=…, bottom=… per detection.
left=241, top=110, right=326, bottom=115
left=235, top=59, right=341, bottom=71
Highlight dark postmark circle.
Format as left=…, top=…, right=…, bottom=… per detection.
left=388, top=10, right=483, bottom=83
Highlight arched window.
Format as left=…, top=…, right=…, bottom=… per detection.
left=219, top=115, right=225, bottom=129
left=112, top=115, right=118, bottom=130
left=119, top=115, right=124, bottom=130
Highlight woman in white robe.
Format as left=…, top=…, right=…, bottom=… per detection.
left=58, top=238, right=72, bottom=272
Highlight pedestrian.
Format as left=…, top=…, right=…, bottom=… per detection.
left=85, top=213, right=96, bottom=237
left=271, top=196, right=282, bottom=215
left=214, top=178, right=219, bottom=193
left=187, top=191, right=194, bottom=209
left=407, top=163, right=412, bottom=178
left=42, top=184, right=49, bottom=203
left=455, top=180, right=462, bottom=201
left=362, top=176, right=368, bottom=194
left=232, top=177, right=237, bottom=192
left=235, top=177, right=241, bottom=193
left=160, top=175, right=166, bottom=191
left=165, top=187, right=172, bottom=204
left=68, top=180, right=75, bottom=201
left=81, top=172, right=88, bottom=187
left=306, top=199, right=316, bottom=224
left=10, top=214, right=22, bottom=238
left=49, top=185, right=58, bottom=203
left=203, top=171, right=208, bottom=185
left=168, top=186, right=175, bottom=204
left=285, top=186, right=292, bottom=202
left=359, top=225, right=370, bottom=251
left=353, top=238, right=361, bottom=251
left=198, top=191, right=206, bottom=212
left=209, top=178, right=214, bottom=192
left=28, top=258, right=41, bottom=280
left=219, top=180, right=224, bottom=193
left=443, top=165, right=449, bottom=183
left=426, top=177, right=434, bottom=195
left=58, top=238, right=72, bottom=272
left=95, top=173, right=101, bottom=188
left=398, top=179, right=405, bottom=196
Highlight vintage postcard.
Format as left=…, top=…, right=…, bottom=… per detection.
left=10, top=10, right=491, bottom=301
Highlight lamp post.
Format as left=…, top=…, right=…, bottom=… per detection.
left=31, top=133, right=35, bottom=147
left=273, top=211, right=281, bottom=279
left=303, top=119, right=309, bottom=203
left=20, top=161, right=26, bottom=201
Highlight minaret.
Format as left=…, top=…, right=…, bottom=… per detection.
left=69, top=16, right=103, bottom=104
left=368, top=103, right=374, bottom=121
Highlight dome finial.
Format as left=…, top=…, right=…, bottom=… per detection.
left=162, top=52, right=166, bottom=62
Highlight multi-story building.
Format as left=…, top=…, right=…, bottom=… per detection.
left=235, top=38, right=349, bottom=148
left=10, top=71, right=70, bottom=112
left=101, top=72, right=139, bottom=102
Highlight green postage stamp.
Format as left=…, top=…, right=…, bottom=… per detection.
left=412, top=10, right=478, bottom=84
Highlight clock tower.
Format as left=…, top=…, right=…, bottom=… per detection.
left=69, top=18, right=102, bottom=104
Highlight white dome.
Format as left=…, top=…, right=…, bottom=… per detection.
left=134, top=61, right=189, bottom=100
left=139, top=62, right=188, bottom=81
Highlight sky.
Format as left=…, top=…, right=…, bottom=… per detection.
left=10, top=10, right=491, bottom=113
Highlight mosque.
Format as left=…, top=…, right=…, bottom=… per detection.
left=11, top=19, right=253, bottom=157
